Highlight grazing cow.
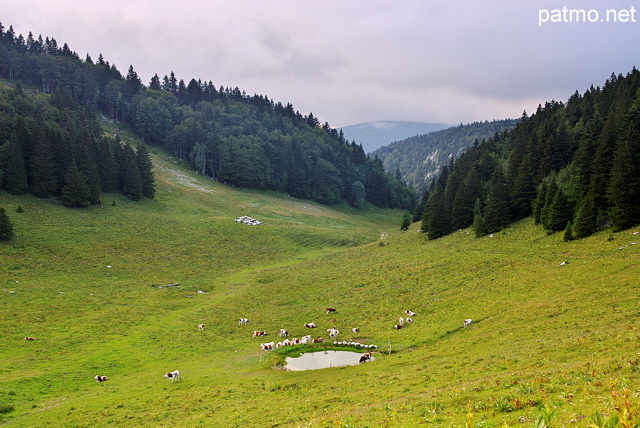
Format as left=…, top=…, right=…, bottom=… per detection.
left=164, top=370, right=181, bottom=382
left=300, top=335, right=312, bottom=344
left=326, top=307, right=337, bottom=315
left=260, top=342, right=274, bottom=351
left=328, top=328, right=339, bottom=338
left=398, top=317, right=404, bottom=325
left=94, top=375, right=108, bottom=382
left=278, top=329, right=289, bottom=337
left=393, top=324, right=404, bottom=329
left=405, top=310, right=416, bottom=317
left=313, top=337, right=325, bottom=343
left=304, top=322, right=316, bottom=328
left=352, top=328, right=360, bottom=333
left=239, top=318, right=250, bottom=325
left=405, top=317, right=413, bottom=323
left=24, top=336, right=35, bottom=341
left=197, top=324, right=205, bottom=332
left=252, top=330, right=267, bottom=337
left=463, top=319, right=473, bottom=328
left=359, top=353, right=372, bottom=364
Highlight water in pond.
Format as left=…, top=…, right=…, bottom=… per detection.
left=285, top=351, right=373, bottom=371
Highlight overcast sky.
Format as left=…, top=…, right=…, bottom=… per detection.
left=2, top=1, right=638, bottom=127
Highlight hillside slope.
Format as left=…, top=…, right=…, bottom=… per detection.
left=1, top=150, right=639, bottom=427
left=372, top=119, right=519, bottom=194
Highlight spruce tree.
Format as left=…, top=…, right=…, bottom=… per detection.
left=573, top=193, right=598, bottom=238
left=546, top=188, right=573, bottom=232
left=120, top=144, right=142, bottom=201
left=28, top=127, right=58, bottom=198
left=0, top=208, right=14, bottom=240
left=1, top=136, right=28, bottom=195
left=60, top=161, right=91, bottom=207
left=607, top=104, right=640, bottom=231
left=539, top=174, right=558, bottom=229
left=400, top=210, right=412, bottom=231
left=532, top=180, right=548, bottom=225
left=482, top=167, right=511, bottom=234
left=563, top=221, right=574, bottom=242
left=423, top=182, right=450, bottom=240
left=136, top=143, right=155, bottom=199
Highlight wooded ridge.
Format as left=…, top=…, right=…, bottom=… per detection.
left=418, top=69, right=640, bottom=239
left=0, top=21, right=414, bottom=211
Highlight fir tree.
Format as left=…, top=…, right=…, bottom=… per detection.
left=472, top=199, right=488, bottom=237
left=607, top=104, right=640, bottom=231
left=573, top=193, right=598, bottom=238
left=423, top=182, right=450, bottom=240
left=400, top=210, right=412, bottom=231
left=120, top=144, right=142, bottom=201
left=29, top=133, right=57, bottom=198
left=0, top=208, right=14, bottom=240
left=563, top=221, right=574, bottom=242
left=546, top=188, right=573, bottom=232
left=136, top=143, right=155, bottom=199
left=482, top=167, right=511, bottom=234
left=0, top=136, right=29, bottom=195
left=60, top=161, right=91, bottom=207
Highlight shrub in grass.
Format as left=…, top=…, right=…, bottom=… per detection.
left=0, top=404, right=15, bottom=414
left=0, top=208, right=14, bottom=240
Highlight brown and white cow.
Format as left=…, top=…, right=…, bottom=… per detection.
left=359, top=353, right=372, bottom=363
left=393, top=324, right=404, bottom=329
left=326, top=307, right=337, bottom=315
left=197, top=324, right=205, bottom=332
left=94, top=375, right=108, bottom=382
left=304, top=322, right=316, bottom=328
left=164, top=370, right=181, bottom=382
left=25, top=336, right=35, bottom=341
left=278, top=329, right=289, bottom=337
left=252, top=330, right=267, bottom=337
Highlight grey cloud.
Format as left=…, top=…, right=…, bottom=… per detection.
left=1, top=0, right=637, bottom=126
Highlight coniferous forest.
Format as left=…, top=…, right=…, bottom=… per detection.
left=0, top=22, right=415, bottom=210
left=419, top=69, right=640, bottom=239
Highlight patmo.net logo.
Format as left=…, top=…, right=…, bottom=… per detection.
left=538, top=6, right=637, bottom=26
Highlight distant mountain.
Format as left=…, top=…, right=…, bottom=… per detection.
left=340, top=121, right=449, bottom=153
left=371, top=119, right=520, bottom=195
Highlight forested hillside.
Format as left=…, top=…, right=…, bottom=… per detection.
left=371, top=119, right=519, bottom=195
left=0, top=21, right=414, bottom=210
left=0, top=82, right=154, bottom=206
left=420, top=69, right=640, bottom=240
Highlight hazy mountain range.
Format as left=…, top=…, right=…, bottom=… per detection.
left=339, top=120, right=449, bottom=153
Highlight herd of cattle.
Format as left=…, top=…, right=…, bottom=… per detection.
left=24, top=308, right=473, bottom=383
left=222, top=307, right=471, bottom=361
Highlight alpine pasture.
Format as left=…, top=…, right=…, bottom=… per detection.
left=1, top=146, right=639, bottom=427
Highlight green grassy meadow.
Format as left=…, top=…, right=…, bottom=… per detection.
left=1, top=147, right=640, bottom=427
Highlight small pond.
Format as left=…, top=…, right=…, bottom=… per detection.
left=285, top=351, right=374, bottom=371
